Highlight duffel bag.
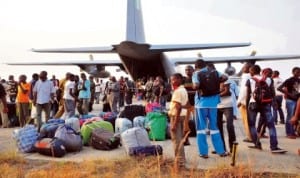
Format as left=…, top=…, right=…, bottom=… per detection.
left=121, top=127, right=151, bottom=154
left=65, top=117, right=80, bottom=133
left=90, top=128, right=120, bottom=150
left=39, top=119, right=65, bottom=139
left=35, top=138, right=66, bottom=157
left=55, top=125, right=83, bottom=152
left=133, top=116, right=146, bottom=128
left=115, top=118, right=133, bottom=134
left=128, top=145, right=163, bottom=156
left=145, top=112, right=167, bottom=141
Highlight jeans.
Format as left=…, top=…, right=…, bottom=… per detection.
left=217, top=107, right=236, bottom=152
left=285, top=99, right=297, bottom=136
left=272, top=95, right=285, bottom=123
left=248, top=103, right=278, bottom=150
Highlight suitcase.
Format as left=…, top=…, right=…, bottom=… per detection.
left=81, top=120, right=114, bottom=145
left=35, top=138, right=66, bottom=157
left=90, top=128, right=120, bottom=150
left=128, top=145, right=163, bottom=156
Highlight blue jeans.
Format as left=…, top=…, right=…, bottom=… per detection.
left=195, top=107, right=225, bottom=155
left=285, top=99, right=297, bottom=136
left=248, top=103, right=278, bottom=150
left=272, top=95, right=285, bottom=123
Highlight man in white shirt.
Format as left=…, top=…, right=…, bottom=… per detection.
left=33, top=71, right=55, bottom=131
left=63, top=74, right=76, bottom=118
left=272, top=70, right=285, bottom=124
left=237, top=63, right=253, bottom=143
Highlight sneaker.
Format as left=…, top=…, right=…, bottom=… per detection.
left=199, top=154, right=209, bottom=159
left=248, top=145, right=262, bottom=150
left=271, top=148, right=287, bottom=154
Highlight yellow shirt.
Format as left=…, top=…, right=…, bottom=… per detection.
left=16, top=83, right=30, bottom=103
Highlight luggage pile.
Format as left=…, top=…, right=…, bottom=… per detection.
left=12, top=104, right=174, bottom=158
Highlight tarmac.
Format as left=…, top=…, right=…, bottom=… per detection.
left=0, top=102, right=299, bottom=175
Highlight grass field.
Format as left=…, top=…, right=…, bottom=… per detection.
left=0, top=151, right=298, bottom=178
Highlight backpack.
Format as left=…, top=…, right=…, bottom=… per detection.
left=251, top=77, right=273, bottom=104
left=198, top=70, right=220, bottom=96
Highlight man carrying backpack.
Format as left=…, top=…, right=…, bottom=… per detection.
left=192, top=59, right=228, bottom=158
left=246, top=65, right=286, bottom=153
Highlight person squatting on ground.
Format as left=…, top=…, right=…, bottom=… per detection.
left=246, top=65, right=286, bottom=153
left=16, top=75, right=30, bottom=127
left=33, top=71, right=55, bottom=131
left=192, top=59, right=228, bottom=158
left=168, top=73, right=188, bottom=168
left=277, top=67, right=300, bottom=139
left=0, top=83, right=9, bottom=128
left=183, top=65, right=196, bottom=145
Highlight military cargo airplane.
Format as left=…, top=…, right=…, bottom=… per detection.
left=6, top=0, right=300, bottom=80
left=6, top=0, right=251, bottom=80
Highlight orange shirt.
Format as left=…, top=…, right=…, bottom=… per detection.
left=16, top=83, right=30, bottom=103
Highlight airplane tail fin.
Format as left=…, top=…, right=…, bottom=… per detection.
left=126, top=0, right=145, bottom=43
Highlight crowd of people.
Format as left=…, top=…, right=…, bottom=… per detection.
left=0, top=62, right=299, bottom=168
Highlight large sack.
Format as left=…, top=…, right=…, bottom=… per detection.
left=119, top=105, right=146, bottom=121
left=81, top=120, right=114, bottom=145
left=115, top=118, right=133, bottom=134
left=90, top=128, right=120, bottom=150
left=121, top=127, right=151, bottom=154
left=12, top=124, right=38, bottom=153
left=128, top=145, right=163, bottom=156
left=133, top=116, right=146, bottom=128
left=35, top=138, right=66, bottom=157
left=65, top=117, right=80, bottom=133
left=145, top=112, right=167, bottom=141
left=55, top=125, right=83, bottom=152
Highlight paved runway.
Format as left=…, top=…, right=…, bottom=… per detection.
left=1, top=102, right=299, bottom=174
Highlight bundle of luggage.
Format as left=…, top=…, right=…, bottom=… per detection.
left=12, top=104, right=198, bottom=158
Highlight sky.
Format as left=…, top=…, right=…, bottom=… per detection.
left=0, top=0, right=300, bottom=81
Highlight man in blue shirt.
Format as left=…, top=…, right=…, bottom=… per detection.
left=192, top=60, right=228, bottom=158
left=78, top=73, right=91, bottom=115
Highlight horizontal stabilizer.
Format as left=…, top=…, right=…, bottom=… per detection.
left=173, top=54, right=300, bottom=65
left=150, top=42, right=251, bottom=52
left=5, top=60, right=121, bottom=66
left=32, top=46, right=115, bottom=53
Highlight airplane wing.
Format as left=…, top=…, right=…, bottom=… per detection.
left=172, top=54, right=300, bottom=65
left=5, top=60, right=121, bottom=65
left=31, top=42, right=251, bottom=53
